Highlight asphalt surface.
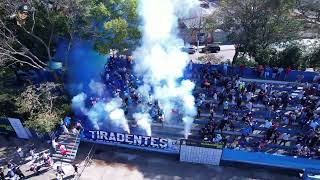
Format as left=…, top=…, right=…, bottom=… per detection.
left=0, top=136, right=302, bottom=180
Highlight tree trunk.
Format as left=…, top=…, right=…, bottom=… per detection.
left=232, top=46, right=239, bottom=65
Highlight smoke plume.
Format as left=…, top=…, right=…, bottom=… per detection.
left=71, top=93, right=130, bottom=133
left=134, top=0, right=198, bottom=138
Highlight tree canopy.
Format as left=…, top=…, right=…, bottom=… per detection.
left=90, top=0, right=141, bottom=55
left=0, top=0, right=140, bottom=70
left=0, top=0, right=89, bottom=69
left=220, top=0, right=302, bottom=64
left=15, top=82, right=69, bottom=133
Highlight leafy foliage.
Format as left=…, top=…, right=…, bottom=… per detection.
left=220, top=0, right=302, bottom=63
left=277, top=45, right=303, bottom=69
left=16, top=82, right=69, bottom=133
left=303, top=45, right=320, bottom=69
left=89, top=0, right=141, bottom=54
left=233, top=56, right=258, bottom=67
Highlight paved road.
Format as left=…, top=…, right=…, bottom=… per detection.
left=189, top=45, right=235, bottom=63
left=0, top=136, right=301, bottom=180
left=77, top=143, right=300, bottom=180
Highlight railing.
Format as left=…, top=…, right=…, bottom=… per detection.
left=69, top=131, right=81, bottom=161
left=73, top=143, right=96, bottom=180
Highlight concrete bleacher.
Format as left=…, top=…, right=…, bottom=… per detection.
left=151, top=76, right=312, bottom=155
left=100, top=58, right=319, bottom=159
left=190, top=63, right=318, bottom=83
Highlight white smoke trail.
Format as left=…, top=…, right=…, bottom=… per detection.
left=133, top=113, right=152, bottom=136
left=105, top=98, right=130, bottom=133
left=71, top=93, right=130, bottom=133
left=134, top=0, right=198, bottom=138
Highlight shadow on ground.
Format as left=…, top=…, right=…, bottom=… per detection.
left=76, top=142, right=300, bottom=180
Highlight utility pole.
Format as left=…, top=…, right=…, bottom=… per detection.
left=197, top=7, right=203, bottom=50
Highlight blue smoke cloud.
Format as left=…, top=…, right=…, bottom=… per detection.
left=54, top=40, right=131, bottom=133
left=54, top=40, right=108, bottom=96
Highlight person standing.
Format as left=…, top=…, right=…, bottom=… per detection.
left=0, top=167, right=5, bottom=180
left=52, top=138, right=58, bottom=153
left=284, top=66, right=291, bottom=81
left=279, top=133, right=290, bottom=146
left=277, top=67, right=284, bottom=80
left=16, top=147, right=24, bottom=162
left=14, top=166, right=25, bottom=179
left=57, top=166, right=65, bottom=178
left=223, top=63, right=228, bottom=75
left=73, top=164, right=79, bottom=175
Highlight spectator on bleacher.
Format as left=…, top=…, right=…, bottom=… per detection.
left=223, top=100, right=229, bottom=114
left=284, top=66, right=291, bottom=81
left=279, top=133, right=290, bottom=146
left=219, top=115, right=228, bottom=132
left=264, top=66, right=271, bottom=79
left=265, top=128, right=274, bottom=141
left=257, top=65, right=263, bottom=78
left=239, top=64, right=245, bottom=76
left=188, top=60, right=193, bottom=71
left=272, top=67, right=278, bottom=79
left=197, top=106, right=201, bottom=118
left=277, top=67, right=284, bottom=80
left=223, top=63, right=228, bottom=75
left=209, top=106, right=215, bottom=120
left=246, top=101, right=253, bottom=112
left=213, top=134, right=223, bottom=143
left=202, top=79, right=211, bottom=89
left=264, top=119, right=273, bottom=129
left=272, top=131, right=280, bottom=144
left=259, top=139, right=267, bottom=150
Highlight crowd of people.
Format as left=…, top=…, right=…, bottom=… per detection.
left=194, top=63, right=320, bottom=158
left=99, top=56, right=167, bottom=125
left=0, top=117, right=82, bottom=180
left=0, top=145, right=57, bottom=180
left=1, top=56, right=319, bottom=178
left=99, top=56, right=320, bottom=159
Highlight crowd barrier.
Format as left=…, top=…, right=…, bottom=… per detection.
left=81, top=130, right=320, bottom=170
left=191, top=64, right=319, bottom=83
left=221, top=148, right=320, bottom=170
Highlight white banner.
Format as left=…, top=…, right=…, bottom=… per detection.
left=8, top=118, right=30, bottom=139
left=180, top=144, right=222, bottom=165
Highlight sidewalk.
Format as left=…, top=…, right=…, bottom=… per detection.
left=0, top=136, right=78, bottom=180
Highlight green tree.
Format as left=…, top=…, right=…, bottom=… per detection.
left=220, top=0, right=302, bottom=64
left=88, top=0, right=141, bottom=55
left=203, top=12, right=218, bottom=44
left=255, top=47, right=277, bottom=66
left=303, top=45, right=320, bottom=69
left=0, top=0, right=91, bottom=69
left=277, top=45, right=303, bottom=69
left=16, top=82, right=69, bottom=133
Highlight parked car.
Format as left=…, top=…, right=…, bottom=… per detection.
left=181, top=46, right=196, bottom=54
left=201, top=44, right=221, bottom=53
left=200, top=2, right=209, bottom=9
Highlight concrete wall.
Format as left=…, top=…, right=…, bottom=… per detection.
left=222, top=149, right=320, bottom=170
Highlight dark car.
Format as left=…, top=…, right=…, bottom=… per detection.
left=200, top=2, right=209, bottom=9
left=181, top=47, right=196, bottom=54
left=201, top=44, right=221, bottom=53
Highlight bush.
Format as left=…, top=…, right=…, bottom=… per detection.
left=234, top=56, right=257, bottom=67
left=276, top=45, right=302, bottom=69
left=255, top=48, right=277, bottom=66
left=304, top=46, right=320, bottom=70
